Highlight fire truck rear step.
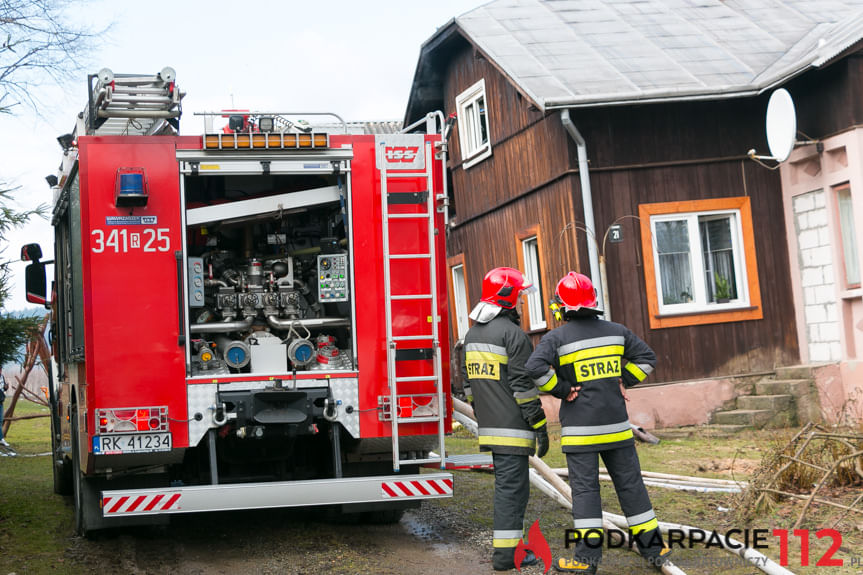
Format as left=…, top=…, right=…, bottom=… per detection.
left=100, top=473, right=453, bottom=517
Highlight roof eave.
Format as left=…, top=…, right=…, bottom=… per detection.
left=404, top=19, right=461, bottom=126
left=542, top=61, right=829, bottom=111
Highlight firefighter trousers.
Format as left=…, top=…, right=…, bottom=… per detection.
left=491, top=452, right=530, bottom=569
left=566, top=446, right=665, bottom=565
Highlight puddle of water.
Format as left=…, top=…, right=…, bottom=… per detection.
left=401, top=513, right=457, bottom=555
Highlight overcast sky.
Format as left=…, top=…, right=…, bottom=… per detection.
left=0, top=0, right=488, bottom=308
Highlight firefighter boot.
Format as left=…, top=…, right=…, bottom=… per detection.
left=493, top=550, right=537, bottom=571
left=554, top=557, right=597, bottom=574
left=646, top=546, right=672, bottom=570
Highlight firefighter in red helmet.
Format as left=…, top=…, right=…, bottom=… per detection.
left=526, top=272, right=671, bottom=573
left=461, top=267, right=548, bottom=571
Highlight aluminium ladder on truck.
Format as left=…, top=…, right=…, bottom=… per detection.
left=379, top=131, right=447, bottom=472
left=81, top=67, right=184, bottom=136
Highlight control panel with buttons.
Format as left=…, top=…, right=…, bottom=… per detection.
left=317, top=254, right=349, bottom=302
left=188, top=257, right=205, bottom=308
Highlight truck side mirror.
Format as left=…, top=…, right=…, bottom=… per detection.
left=25, top=261, right=48, bottom=306
left=21, top=243, right=43, bottom=262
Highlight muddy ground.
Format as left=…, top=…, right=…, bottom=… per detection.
left=60, top=496, right=545, bottom=575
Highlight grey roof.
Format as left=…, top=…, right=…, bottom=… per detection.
left=447, top=0, right=863, bottom=110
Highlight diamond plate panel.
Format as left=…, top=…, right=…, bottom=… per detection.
left=187, top=383, right=218, bottom=447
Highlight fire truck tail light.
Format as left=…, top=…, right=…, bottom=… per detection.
left=96, top=407, right=169, bottom=433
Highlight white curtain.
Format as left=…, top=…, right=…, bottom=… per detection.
left=656, top=220, right=693, bottom=304
left=700, top=217, right=737, bottom=301
left=838, top=188, right=860, bottom=285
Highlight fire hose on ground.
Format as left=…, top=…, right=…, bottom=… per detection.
left=451, top=397, right=795, bottom=575
left=452, top=411, right=745, bottom=493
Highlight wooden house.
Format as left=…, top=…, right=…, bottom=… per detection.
left=405, top=0, right=863, bottom=425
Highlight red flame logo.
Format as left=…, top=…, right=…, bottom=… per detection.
left=514, top=520, right=552, bottom=573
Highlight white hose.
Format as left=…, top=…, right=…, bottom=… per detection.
left=450, top=397, right=790, bottom=575
left=528, top=469, right=688, bottom=575
left=453, top=410, right=478, bottom=437
left=550, top=467, right=747, bottom=488
left=453, top=398, right=688, bottom=574
left=603, top=513, right=795, bottom=575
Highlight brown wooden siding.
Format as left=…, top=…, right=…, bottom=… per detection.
left=447, top=177, right=581, bottom=335
left=590, top=161, right=799, bottom=382
left=442, top=44, right=543, bottom=168
left=435, top=36, right=808, bottom=383
left=441, top=43, right=554, bottom=224
left=790, top=53, right=863, bottom=140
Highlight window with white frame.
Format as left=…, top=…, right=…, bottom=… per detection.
left=521, top=236, right=546, bottom=330
left=455, top=79, right=491, bottom=169
left=836, top=186, right=860, bottom=287
left=650, top=210, right=749, bottom=314
left=451, top=264, right=470, bottom=340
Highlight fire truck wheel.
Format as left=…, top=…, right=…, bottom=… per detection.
left=71, top=406, right=101, bottom=537
left=51, top=407, right=72, bottom=495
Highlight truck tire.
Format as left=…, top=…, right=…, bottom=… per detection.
left=71, top=406, right=102, bottom=537
left=363, top=508, right=405, bottom=524
left=51, top=404, right=72, bottom=495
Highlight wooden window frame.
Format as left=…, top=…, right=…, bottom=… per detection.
left=638, top=197, right=762, bottom=329
left=455, top=78, right=492, bottom=170
left=515, top=225, right=549, bottom=332
left=447, top=253, right=470, bottom=342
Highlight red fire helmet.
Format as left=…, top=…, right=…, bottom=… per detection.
left=555, top=271, right=598, bottom=312
left=480, top=267, right=535, bottom=309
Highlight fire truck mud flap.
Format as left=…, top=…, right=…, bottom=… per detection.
left=100, top=473, right=453, bottom=517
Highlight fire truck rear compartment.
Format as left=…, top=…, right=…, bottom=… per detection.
left=183, top=171, right=353, bottom=376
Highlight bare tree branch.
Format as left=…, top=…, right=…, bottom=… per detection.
left=0, top=0, right=104, bottom=111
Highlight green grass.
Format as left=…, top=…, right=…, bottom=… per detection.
left=0, top=400, right=73, bottom=574
left=3, top=404, right=862, bottom=574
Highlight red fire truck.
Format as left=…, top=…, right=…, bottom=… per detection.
left=22, top=68, right=454, bottom=535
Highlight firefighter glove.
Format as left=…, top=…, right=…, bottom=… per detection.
left=535, top=426, right=549, bottom=458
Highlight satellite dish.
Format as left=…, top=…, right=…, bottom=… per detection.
left=765, top=88, right=797, bottom=162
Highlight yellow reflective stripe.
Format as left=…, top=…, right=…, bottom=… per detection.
left=559, top=344, right=624, bottom=366
left=493, top=538, right=521, bottom=548
left=573, top=528, right=603, bottom=538
left=465, top=350, right=509, bottom=364
left=538, top=371, right=558, bottom=392
left=625, top=362, right=648, bottom=381
left=630, top=518, right=659, bottom=534
left=532, top=418, right=547, bottom=429
left=478, top=435, right=535, bottom=448
left=561, top=428, right=634, bottom=446
left=516, top=396, right=540, bottom=405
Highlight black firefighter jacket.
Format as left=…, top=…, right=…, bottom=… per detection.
left=525, top=316, right=656, bottom=453
left=461, top=313, right=547, bottom=455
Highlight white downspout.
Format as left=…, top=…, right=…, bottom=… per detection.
left=560, top=109, right=604, bottom=313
